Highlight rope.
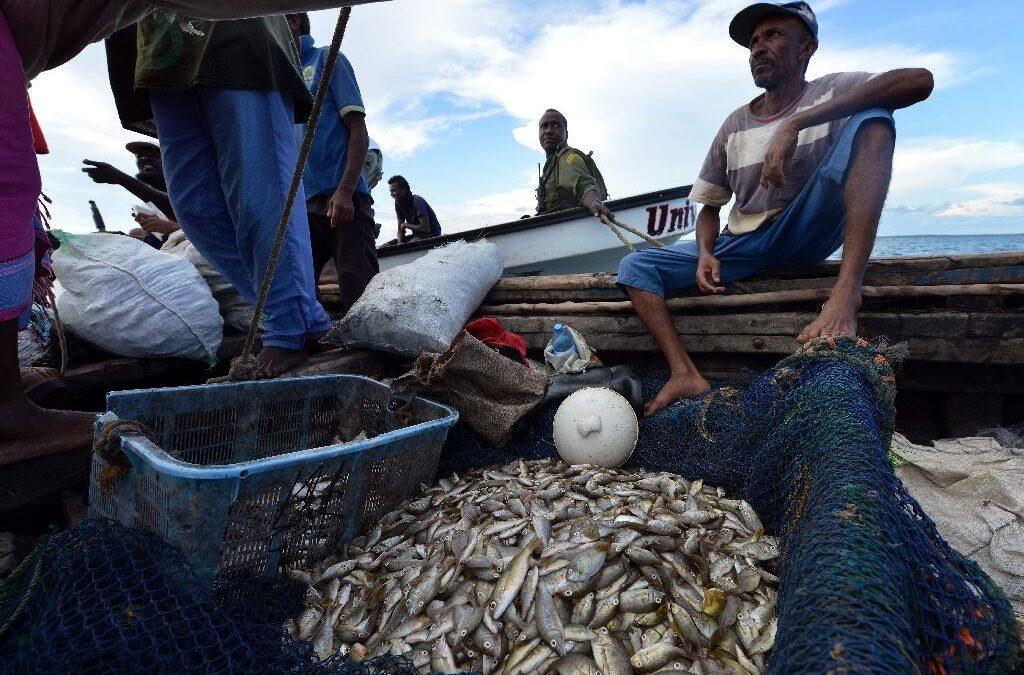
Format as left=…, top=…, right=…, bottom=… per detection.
left=599, top=215, right=636, bottom=252
left=94, top=418, right=160, bottom=495
left=47, top=288, right=68, bottom=376
left=606, top=214, right=665, bottom=248
left=598, top=213, right=665, bottom=248
left=95, top=419, right=158, bottom=464
left=228, top=7, right=353, bottom=381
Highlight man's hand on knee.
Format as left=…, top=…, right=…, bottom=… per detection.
left=696, top=253, right=725, bottom=294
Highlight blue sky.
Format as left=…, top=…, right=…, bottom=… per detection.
left=32, top=0, right=1024, bottom=239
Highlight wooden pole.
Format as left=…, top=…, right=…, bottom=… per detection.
left=478, top=283, right=1024, bottom=315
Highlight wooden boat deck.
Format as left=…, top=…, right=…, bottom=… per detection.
left=7, top=251, right=1021, bottom=513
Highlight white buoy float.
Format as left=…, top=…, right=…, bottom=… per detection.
left=552, top=387, right=639, bottom=467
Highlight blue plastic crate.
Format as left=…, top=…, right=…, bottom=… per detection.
left=89, top=375, right=458, bottom=585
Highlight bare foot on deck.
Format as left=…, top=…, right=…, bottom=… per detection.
left=254, top=332, right=328, bottom=378
left=644, top=373, right=712, bottom=417
left=256, top=345, right=312, bottom=379
left=797, top=292, right=862, bottom=344
left=0, top=399, right=95, bottom=466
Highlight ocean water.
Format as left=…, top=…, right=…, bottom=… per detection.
left=831, top=233, right=1024, bottom=259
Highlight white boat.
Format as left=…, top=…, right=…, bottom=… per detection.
left=377, top=185, right=695, bottom=277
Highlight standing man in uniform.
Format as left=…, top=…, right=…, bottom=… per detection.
left=536, top=109, right=613, bottom=219
left=287, top=12, right=377, bottom=316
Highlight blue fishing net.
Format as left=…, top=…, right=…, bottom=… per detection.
left=0, top=520, right=419, bottom=675
left=439, top=337, right=1021, bottom=673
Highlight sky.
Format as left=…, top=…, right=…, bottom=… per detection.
left=30, top=0, right=1024, bottom=241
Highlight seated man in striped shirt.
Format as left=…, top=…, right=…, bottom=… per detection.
left=617, top=1, right=933, bottom=415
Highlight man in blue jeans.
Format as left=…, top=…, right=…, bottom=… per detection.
left=134, top=13, right=334, bottom=377
left=617, top=1, right=934, bottom=415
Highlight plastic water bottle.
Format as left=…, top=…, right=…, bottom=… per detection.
left=550, top=324, right=576, bottom=354
left=545, top=323, right=580, bottom=373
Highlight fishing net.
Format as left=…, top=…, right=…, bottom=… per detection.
left=0, top=520, right=419, bottom=675
left=439, top=337, right=1021, bottom=673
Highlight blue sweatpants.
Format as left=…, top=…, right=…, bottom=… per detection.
left=617, top=108, right=895, bottom=297
left=150, top=87, right=333, bottom=349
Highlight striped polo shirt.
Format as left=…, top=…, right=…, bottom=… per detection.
left=690, top=71, right=875, bottom=234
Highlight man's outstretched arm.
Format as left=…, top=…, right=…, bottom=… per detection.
left=81, top=160, right=175, bottom=217
left=761, top=68, right=933, bottom=188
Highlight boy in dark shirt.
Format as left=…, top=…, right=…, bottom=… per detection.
left=388, top=175, right=442, bottom=243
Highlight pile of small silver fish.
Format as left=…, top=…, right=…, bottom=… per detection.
left=286, top=458, right=779, bottom=674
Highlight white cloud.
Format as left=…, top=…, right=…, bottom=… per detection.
left=937, top=183, right=1024, bottom=219
left=32, top=0, right=984, bottom=236
left=329, top=0, right=973, bottom=230
left=890, top=138, right=1024, bottom=196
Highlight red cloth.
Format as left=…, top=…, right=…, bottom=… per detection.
left=465, top=317, right=528, bottom=365
left=27, top=95, right=48, bottom=155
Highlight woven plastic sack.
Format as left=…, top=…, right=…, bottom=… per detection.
left=327, top=240, right=502, bottom=356
left=52, top=231, right=222, bottom=362
left=438, top=338, right=1021, bottom=673
left=161, top=230, right=254, bottom=332
left=392, top=331, right=546, bottom=447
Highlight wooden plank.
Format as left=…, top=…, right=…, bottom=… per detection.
left=60, top=334, right=247, bottom=395
left=480, top=284, right=1024, bottom=316
left=493, top=312, right=1020, bottom=340
left=761, top=251, right=1024, bottom=279
left=285, top=348, right=404, bottom=378
left=499, top=325, right=1024, bottom=364
left=0, top=450, right=89, bottom=514
left=483, top=265, right=1024, bottom=304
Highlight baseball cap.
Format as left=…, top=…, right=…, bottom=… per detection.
left=125, top=141, right=160, bottom=157
left=729, top=2, right=818, bottom=48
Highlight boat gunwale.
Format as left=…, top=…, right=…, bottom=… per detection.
left=376, top=184, right=693, bottom=258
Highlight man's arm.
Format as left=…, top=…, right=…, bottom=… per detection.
left=327, top=111, right=369, bottom=228
left=762, top=68, right=933, bottom=187
left=82, top=160, right=174, bottom=216
left=406, top=215, right=431, bottom=235
left=560, top=152, right=612, bottom=219
left=694, top=205, right=724, bottom=294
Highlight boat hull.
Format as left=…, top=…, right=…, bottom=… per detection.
left=376, top=186, right=696, bottom=277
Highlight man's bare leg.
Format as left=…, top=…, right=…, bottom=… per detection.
left=798, top=119, right=895, bottom=342
left=0, top=318, right=94, bottom=465
left=625, top=287, right=710, bottom=416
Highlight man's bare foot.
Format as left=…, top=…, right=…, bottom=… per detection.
left=256, top=345, right=312, bottom=379
left=797, top=292, right=862, bottom=343
left=0, top=399, right=95, bottom=466
left=644, top=372, right=712, bottom=417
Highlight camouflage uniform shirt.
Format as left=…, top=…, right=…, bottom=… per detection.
left=537, top=145, right=608, bottom=215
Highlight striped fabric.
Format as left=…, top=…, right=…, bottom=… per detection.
left=689, top=72, right=875, bottom=234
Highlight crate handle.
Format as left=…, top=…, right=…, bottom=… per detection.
left=95, top=418, right=159, bottom=494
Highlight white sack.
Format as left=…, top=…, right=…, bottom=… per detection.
left=893, top=433, right=1024, bottom=625
left=161, top=230, right=254, bottom=332
left=53, top=231, right=223, bottom=362
left=328, top=240, right=502, bottom=356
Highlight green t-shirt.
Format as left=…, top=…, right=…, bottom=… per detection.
left=134, top=13, right=312, bottom=122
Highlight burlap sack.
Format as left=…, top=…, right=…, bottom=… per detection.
left=392, top=331, right=547, bottom=448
